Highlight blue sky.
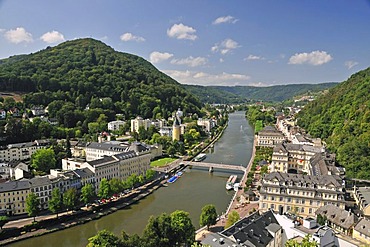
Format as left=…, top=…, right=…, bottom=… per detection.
left=0, top=0, right=369, bottom=86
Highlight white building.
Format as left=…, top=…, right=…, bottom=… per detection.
left=0, top=140, right=50, bottom=162
left=197, top=118, right=217, bottom=132
left=108, top=120, right=126, bottom=131
left=130, top=116, right=151, bottom=133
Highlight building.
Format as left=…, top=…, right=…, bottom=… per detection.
left=30, top=106, right=46, bottom=116
left=221, top=210, right=283, bottom=247
left=85, top=142, right=129, bottom=161
left=0, top=140, right=51, bottom=162
left=197, top=118, right=216, bottom=133
left=108, top=120, right=126, bottom=131
left=0, top=109, right=6, bottom=119
left=353, top=218, right=370, bottom=245
left=0, top=180, right=30, bottom=216
left=270, top=142, right=323, bottom=174
left=353, top=186, right=370, bottom=217
left=257, top=126, right=285, bottom=147
left=28, top=176, right=52, bottom=210
left=172, top=109, right=183, bottom=141
left=315, top=204, right=357, bottom=236
left=130, top=116, right=151, bottom=133
left=310, top=153, right=345, bottom=177
left=259, top=172, right=345, bottom=218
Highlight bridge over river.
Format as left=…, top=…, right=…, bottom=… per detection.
left=186, top=161, right=246, bottom=172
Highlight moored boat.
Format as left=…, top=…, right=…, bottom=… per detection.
left=167, top=175, right=178, bottom=183
left=194, top=153, right=207, bottom=162
left=226, top=175, right=237, bottom=190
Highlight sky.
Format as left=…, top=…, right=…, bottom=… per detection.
left=0, top=0, right=369, bottom=87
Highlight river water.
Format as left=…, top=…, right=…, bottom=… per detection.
left=10, top=111, right=254, bottom=247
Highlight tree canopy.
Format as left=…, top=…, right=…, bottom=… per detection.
left=297, top=67, right=370, bottom=179
left=31, top=148, right=56, bottom=173
left=199, top=204, right=218, bottom=230
left=26, top=192, right=40, bottom=222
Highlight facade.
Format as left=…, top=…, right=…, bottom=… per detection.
left=259, top=172, right=345, bottom=218
left=85, top=142, right=129, bottom=161
left=108, top=120, right=126, bottom=131
left=316, top=204, right=357, bottom=236
left=257, top=126, right=285, bottom=147
left=353, top=186, right=370, bottom=217
left=130, top=116, right=151, bottom=133
left=270, top=142, right=323, bottom=174
left=0, top=140, right=50, bottom=162
left=197, top=118, right=216, bottom=132
left=353, top=218, right=370, bottom=245
left=0, top=180, right=30, bottom=216
left=29, top=176, right=52, bottom=210
left=0, top=109, right=6, bottom=119
left=310, top=153, right=345, bottom=177
left=30, top=106, right=45, bottom=116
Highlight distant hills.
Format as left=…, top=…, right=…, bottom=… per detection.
left=297, top=67, right=370, bottom=179
left=183, top=83, right=338, bottom=103
left=0, top=38, right=202, bottom=119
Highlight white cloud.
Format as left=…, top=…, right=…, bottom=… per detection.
left=120, top=32, right=145, bottom=42
left=344, top=60, right=358, bottom=69
left=211, top=38, right=240, bottom=55
left=167, top=23, right=197, bottom=40
left=40, top=31, right=65, bottom=44
left=149, top=51, right=173, bottom=63
left=288, top=50, right=333, bottom=66
left=212, top=15, right=238, bottom=25
left=4, top=27, right=33, bottom=44
left=163, top=70, right=250, bottom=86
left=219, top=58, right=224, bottom=63
left=244, top=54, right=264, bottom=61
left=170, top=56, right=207, bottom=67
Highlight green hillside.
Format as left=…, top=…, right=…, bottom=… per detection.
left=184, top=83, right=337, bottom=103
left=297, top=67, right=370, bottom=179
left=0, top=38, right=202, bottom=120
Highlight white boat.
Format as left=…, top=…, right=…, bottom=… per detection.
left=226, top=175, right=237, bottom=190
left=234, top=183, right=240, bottom=192
left=194, top=153, right=207, bottom=162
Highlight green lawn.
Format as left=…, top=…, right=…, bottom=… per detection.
left=150, top=157, right=177, bottom=167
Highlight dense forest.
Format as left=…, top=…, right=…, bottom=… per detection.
left=297, top=67, right=370, bottom=179
left=0, top=38, right=202, bottom=119
left=184, top=83, right=337, bottom=103
left=0, top=38, right=204, bottom=143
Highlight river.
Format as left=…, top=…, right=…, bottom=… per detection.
left=10, top=111, right=254, bottom=247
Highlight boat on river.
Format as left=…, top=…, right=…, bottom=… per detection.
left=226, top=175, right=237, bottom=190
left=167, top=175, right=178, bottom=183
left=194, top=153, right=207, bottom=162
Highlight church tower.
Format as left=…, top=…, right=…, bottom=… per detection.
left=172, top=108, right=183, bottom=141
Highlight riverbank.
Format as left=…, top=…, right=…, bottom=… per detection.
left=0, top=178, right=165, bottom=246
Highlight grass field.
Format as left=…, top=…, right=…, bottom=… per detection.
left=150, top=157, right=177, bottom=167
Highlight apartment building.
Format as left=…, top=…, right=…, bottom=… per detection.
left=197, top=118, right=217, bottom=133
left=85, top=142, right=129, bottom=161
left=107, top=120, right=126, bottom=131
left=353, top=218, right=370, bottom=245
left=270, top=142, right=323, bottom=174
left=259, top=172, right=345, bottom=218
left=353, top=186, right=370, bottom=217
left=0, top=140, right=50, bottom=162
left=29, top=176, right=52, bottom=210
left=257, top=126, right=285, bottom=147
left=0, top=180, right=30, bottom=216
left=130, top=116, right=151, bottom=133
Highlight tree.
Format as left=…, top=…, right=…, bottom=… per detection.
left=225, top=210, right=240, bottom=229
left=26, top=192, right=40, bottom=222
left=145, top=169, right=156, bottom=181
left=170, top=210, right=195, bottom=246
left=285, top=234, right=318, bottom=247
left=98, top=178, right=111, bottom=199
left=31, top=148, right=56, bottom=173
left=109, top=178, right=123, bottom=195
left=87, top=229, right=121, bottom=247
left=316, top=214, right=327, bottom=226
left=199, top=204, right=218, bottom=230
left=142, top=214, right=173, bottom=247
left=0, top=216, right=9, bottom=230
left=63, top=188, right=78, bottom=211
left=81, top=183, right=95, bottom=204
left=49, top=188, right=63, bottom=218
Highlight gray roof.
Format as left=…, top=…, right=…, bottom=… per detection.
left=113, top=151, right=137, bottom=160
left=73, top=168, right=94, bottom=178
left=29, top=176, right=51, bottom=187
left=259, top=126, right=284, bottom=136
left=222, top=210, right=279, bottom=247
left=0, top=180, right=30, bottom=192
left=315, top=204, right=357, bottom=229
left=87, top=156, right=117, bottom=168
left=355, top=187, right=370, bottom=207
left=128, top=142, right=150, bottom=153
left=201, top=232, right=240, bottom=247
left=87, top=142, right=129, bottom=152
left=273, top=142, right=322, bottom=154
left=354, top=218, right=370, bottom=236
left=263, top=172, right=343, bottom=188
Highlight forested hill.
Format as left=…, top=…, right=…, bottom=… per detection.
left=297, top=67, right=370, bottom=179
left=183, top=83, right=337, bottom=103
left=0, top=38, right=202, bottom=119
